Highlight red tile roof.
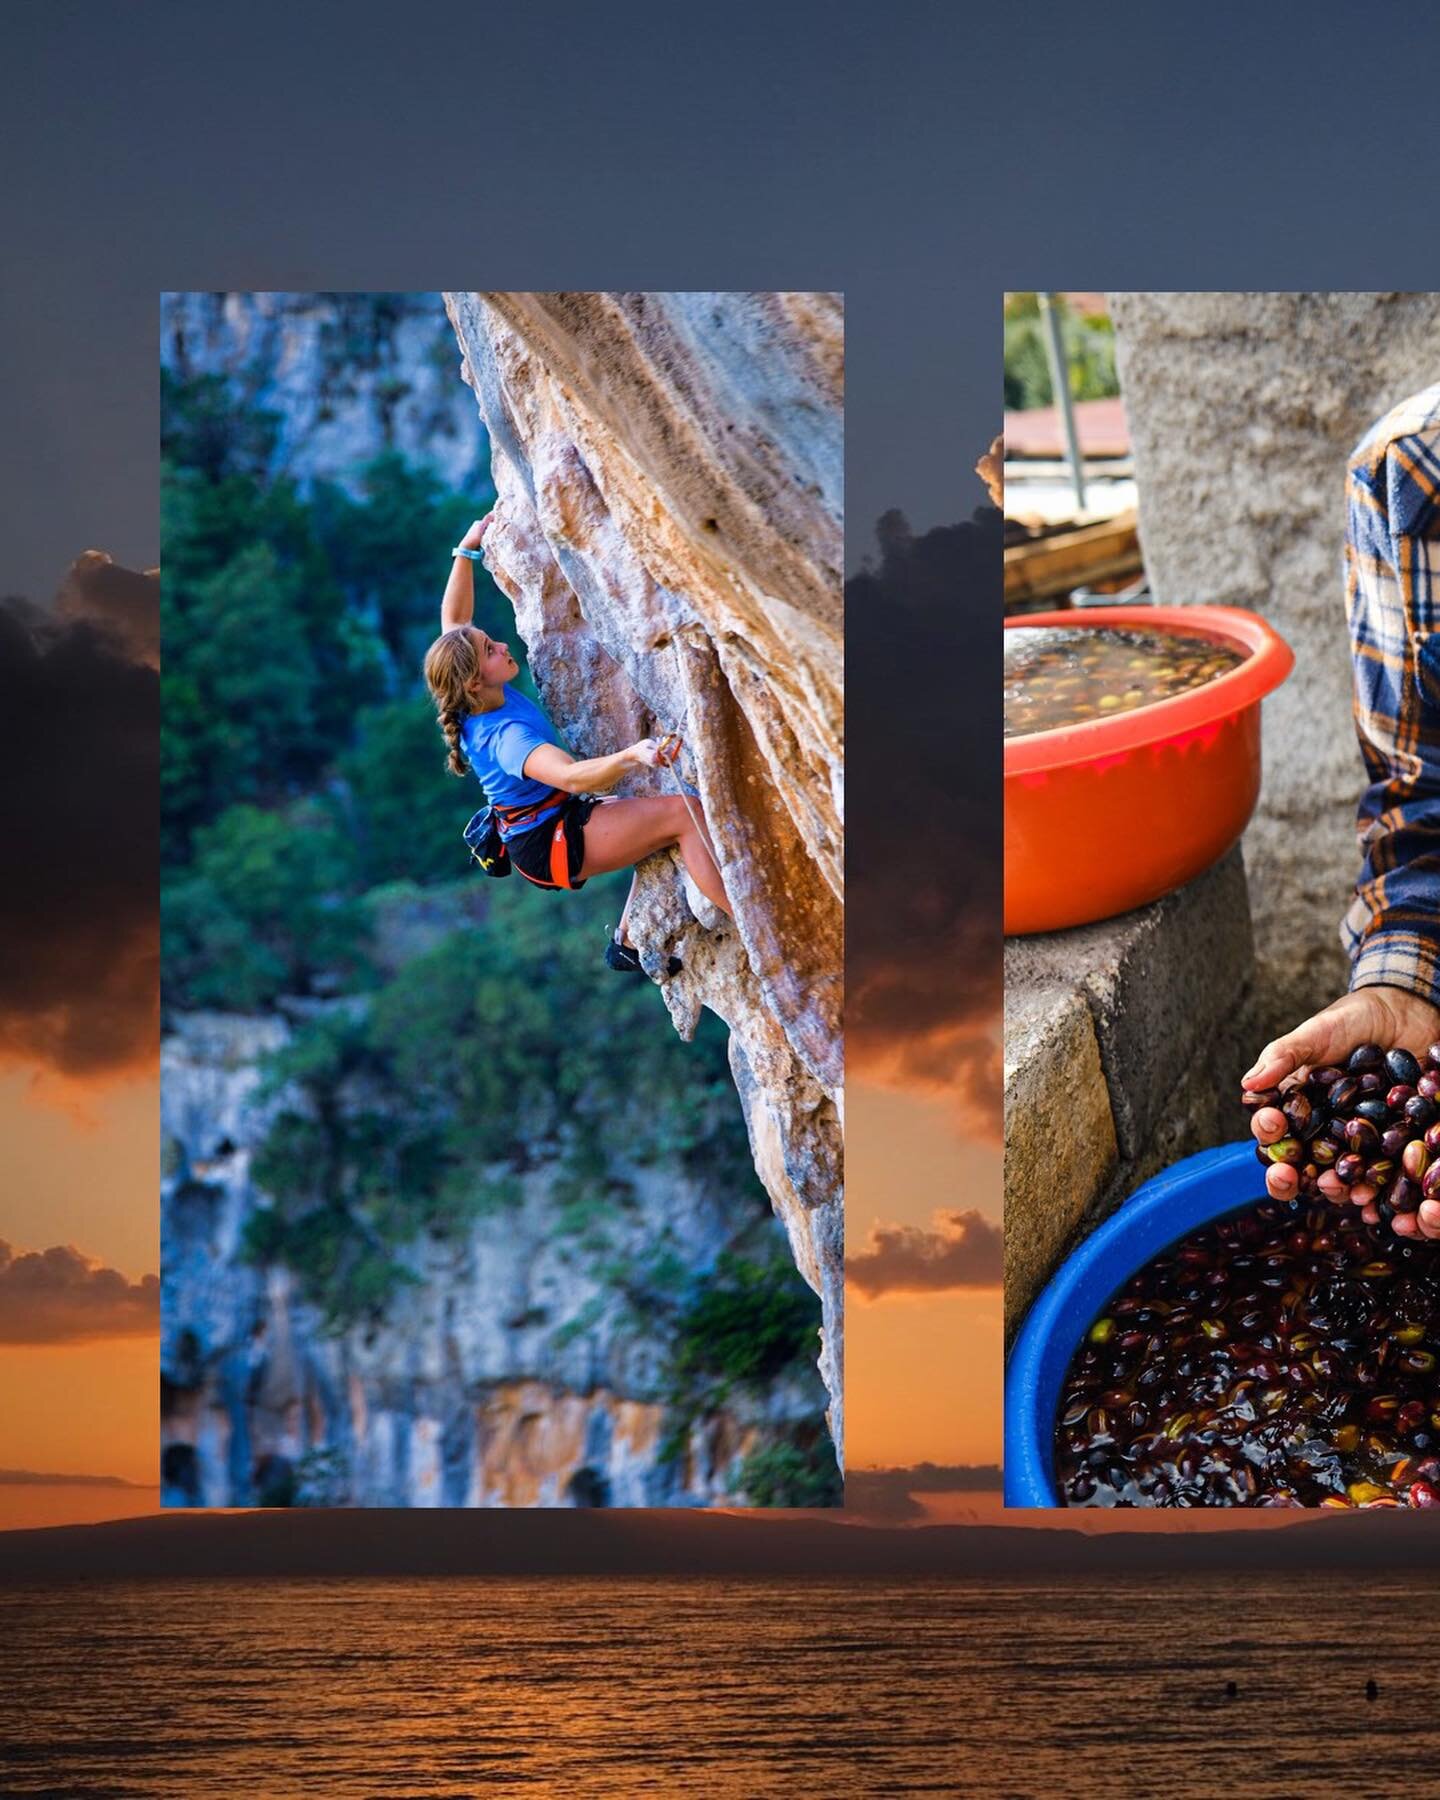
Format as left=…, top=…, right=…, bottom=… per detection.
left=1003, top=395, right=1130, bottom=459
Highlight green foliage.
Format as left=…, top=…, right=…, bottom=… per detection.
left=161, top=368, right=279, bottom=482
left=737, top=1439, right=843, bottom=1508
left=235, top=883, right=771, bottom=1332
left=241, top=1011, right=434, bottom=1328
left=1003, top=293, right=1118, bottom=412
left=657, top=1250, right=821, bottom=1469
left=160, top=426, right=388, bottom=863
left=361, top=883, right=753, bottom=1178
left=294, top=1446, right=349, bottom=1507
left=336, top=697, right=479, bottom=889
left=550, top=1295, right=608, bottom=1352
left=672, top=1252, right=818, bottom=1388
left=309, top=452, right=500, bottom=668
left=163, top=801, right=365, bottom=1009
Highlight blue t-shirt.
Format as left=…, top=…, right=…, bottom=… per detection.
left=459, top=687, right=564, bottom=809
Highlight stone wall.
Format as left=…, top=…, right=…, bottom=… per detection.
left=1108, top=292, right=1440, bottom=1039
left=1004, top=849, right=1256, bottom=1336
left=444, top=293, right=845, bottom=1455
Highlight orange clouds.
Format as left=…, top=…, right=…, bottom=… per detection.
left=976, top=434, right=1003, bottom=508
left=0, top=1241, right=158, bottom=1343
left=848, top=1208, right=1002, bottom=1299
left=851, top=1022, right=1002, bottom=1136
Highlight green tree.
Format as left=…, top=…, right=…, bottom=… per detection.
left=336, top=697, right=479, bottom=889
left=163, top=801, right=364, bottom=1009
left=738, top=1440, right=843, bottom=1508
left=1003, top=293, right=1118, bottom=412
left=310, top=452, right=500, bottom=667
left=161, top=368, right=279, bottom=483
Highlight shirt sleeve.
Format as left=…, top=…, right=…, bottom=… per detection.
left=1339, top=386, right=1440, bottom=1008
left=490, top=717, right=551, bottom=781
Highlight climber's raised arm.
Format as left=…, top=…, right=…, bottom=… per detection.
left=440, top=516, right=492, bottom=631
left=524, top=737, right=665, bottom=796
left=422, top=551, right=730, bottom=959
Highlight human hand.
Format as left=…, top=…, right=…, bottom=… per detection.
left=627, top=737, right=662, bottom=769
left=1244, top=986, right=1440, bottom=1229
left=1242, top=987, right=1440, bottom=1094
left=459, top=515, right=493, bottom=551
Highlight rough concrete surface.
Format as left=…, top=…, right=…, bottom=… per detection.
left=1109, top=292, right=1440, bottom=1040
left=1004, top=849, right=1258, bottom=1334
left=445, top=292, right=845, bottom=1457
left=1004, top=987, right=1117, bottom=1332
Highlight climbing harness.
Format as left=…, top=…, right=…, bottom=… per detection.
left=463, top=786, right=577, bottom=889
left=464, top=640, right=715, bottom=900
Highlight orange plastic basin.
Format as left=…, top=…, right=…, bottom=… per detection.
left=1004, top=605, right=1294, bottom=936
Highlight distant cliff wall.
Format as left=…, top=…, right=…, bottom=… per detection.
left=444, top=292, right=844, bottom=1454
left=161, top=291, right=486, bottom=495
left=161, top=1013, right=824, bottom=1508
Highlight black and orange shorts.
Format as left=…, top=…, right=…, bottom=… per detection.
left=506, top=795, right=596, bottom=891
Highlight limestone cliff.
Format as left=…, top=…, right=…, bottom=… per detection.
left=161, top=1013, right=826, bottom=1508
left=444, top=293, right=844, bottom=1454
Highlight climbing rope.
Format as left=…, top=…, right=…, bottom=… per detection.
left=654, top=637, right=715, bottom=852
left=654, top=729, right=709, bottom=844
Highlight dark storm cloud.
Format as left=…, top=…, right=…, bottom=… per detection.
left=0, top=575, right=159, bottom=1077
left=848, top=1208, right=1003, bottom=1298
left=0, top=1468, right=152, bottom=1488
left=56, top=551, right=161, bottom=670
left=845, top=1462, right=1003, bottom=1520
left=846, top=501, right=1004, bottom=1130
left=0, top=1241, right=159, bottom=1343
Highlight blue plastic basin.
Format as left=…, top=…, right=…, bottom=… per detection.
left=1004, top=1140, right=1265, bottom=1508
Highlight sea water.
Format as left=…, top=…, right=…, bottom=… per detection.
left=2, top=1575, right=1438, bottom=1796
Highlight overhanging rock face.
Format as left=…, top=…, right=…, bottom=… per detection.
left=444, top=292, right=845, bottom=1457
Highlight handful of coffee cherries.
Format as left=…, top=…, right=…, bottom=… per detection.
left=1243, top=1042, right=1440, bottom=1235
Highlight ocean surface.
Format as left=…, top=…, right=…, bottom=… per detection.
left=2, top=1574, right=1437, bottom=1796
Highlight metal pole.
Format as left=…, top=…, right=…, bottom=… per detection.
left=1039, top=292, right=1087, bottom=513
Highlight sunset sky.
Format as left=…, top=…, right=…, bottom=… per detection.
left=847, top=1080, right=1002, bottom=1469
left=0, top=556, right=161, bottom=1524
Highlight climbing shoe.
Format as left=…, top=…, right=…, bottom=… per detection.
left=605, top=934, right=682, bottom=977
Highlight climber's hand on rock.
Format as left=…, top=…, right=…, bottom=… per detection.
left=1241, top=987, right=1440, bottom=1095
left=627, top=738, right=663, bottom=769
left=459, top=515, right=493, bottom=551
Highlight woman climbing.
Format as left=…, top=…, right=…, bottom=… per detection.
left=423, top=515, right=731, bottom=973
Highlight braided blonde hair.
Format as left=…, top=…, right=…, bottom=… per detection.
left=423, top=627, right=480, bottom=778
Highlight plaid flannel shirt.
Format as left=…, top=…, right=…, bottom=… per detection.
left=1340, top=383, right=1440, bottom=1005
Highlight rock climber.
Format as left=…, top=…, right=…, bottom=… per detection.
left=423, top=514, right=731, bottom=973
left=1242, top=386, right=1440, bottom=1234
